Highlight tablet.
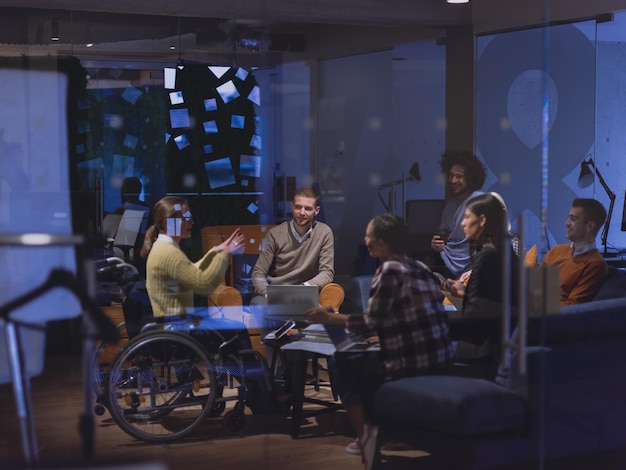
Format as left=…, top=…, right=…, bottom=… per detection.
left=263, top=319, right=296, bottom=341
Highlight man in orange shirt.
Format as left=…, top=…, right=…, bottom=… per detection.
left=541, top=198, right=608, bottom=305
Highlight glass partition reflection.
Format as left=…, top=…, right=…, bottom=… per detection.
left=476, top=19, right=598, bottom=259
left=596, top=10, right=626, bottom=256
left=5, top=1, right=626, bottom=467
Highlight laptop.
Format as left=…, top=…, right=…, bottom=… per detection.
left=324, top=325, right=380, bottom=353
left=265, top=285, right=320, bottom=322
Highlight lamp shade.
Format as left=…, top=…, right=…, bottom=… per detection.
left=409, top=162, right=421, bottom=181
left=577, top=159, right=594, bottom=188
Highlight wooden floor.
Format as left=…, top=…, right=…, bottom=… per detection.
left=2, top=353, right=626, bottom=470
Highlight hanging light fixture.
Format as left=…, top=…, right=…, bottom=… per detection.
left=51, top=19, right=60, bottom=41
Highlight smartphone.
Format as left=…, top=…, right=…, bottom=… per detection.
left=432, top=271, right=452, bottom=290
left=264, top=319, right=296, bottom=341
left=436, top=228, right=450, bottom=243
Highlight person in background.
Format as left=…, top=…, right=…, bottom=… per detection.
left=307, top=213, right=454, bottom=470
left=541, top=198, right=608, bottom=305
left=115, top=176, right=153, bottom=273
left=444, top=192, right=519, bottom=364
left=114, top=176, right=150, bottom=214
left=430, top=150, right=487, bottom=279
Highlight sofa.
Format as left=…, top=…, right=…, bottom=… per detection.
left=350, top=266, right=626, bottom=469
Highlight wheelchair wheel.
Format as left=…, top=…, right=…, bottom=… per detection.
left=105, top=330, right=217, bottom=442
left=223, top=402, right=247, bottom=433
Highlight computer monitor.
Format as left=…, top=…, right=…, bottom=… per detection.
left=621, top=190, right=626, bottom=231
left=405, top=199, right=445, bottom=255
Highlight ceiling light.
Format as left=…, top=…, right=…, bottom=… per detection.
left=447, top=0, right=469, bottom=3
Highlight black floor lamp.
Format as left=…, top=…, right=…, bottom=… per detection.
left=577, top=155, right=616, bottom=254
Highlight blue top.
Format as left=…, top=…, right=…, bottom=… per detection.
left=439, top=190, right=483, bottom=277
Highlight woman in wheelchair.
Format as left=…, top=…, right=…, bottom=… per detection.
left=98, top=196, right=278, bottom=442
left=141, top=196, right=268, bottom=376
left=141, top=196, right=247, bottom=334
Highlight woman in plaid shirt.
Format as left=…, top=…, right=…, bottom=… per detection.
left=307, top=213, right=454, bottom=469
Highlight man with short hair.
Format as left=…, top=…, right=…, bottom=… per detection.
left=250, top=186, right=335, bottom=364
left=542, top=198, right=608, bottom=305
left=430, top=150, right=487, bottom=278
left=251, top=186, right=335, bottom=296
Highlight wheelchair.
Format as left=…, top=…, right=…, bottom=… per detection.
left=92, top=257, right=274, bottom=443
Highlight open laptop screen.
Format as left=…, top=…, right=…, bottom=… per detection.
left=265, top=285, right=319, bottom=323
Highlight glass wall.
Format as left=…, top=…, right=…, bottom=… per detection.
left=5, top=1, right=626, bottom=468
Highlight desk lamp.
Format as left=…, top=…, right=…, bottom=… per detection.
left=577, top=155, right=615, bottom=255
left=377, top=162, right=421, bottom=217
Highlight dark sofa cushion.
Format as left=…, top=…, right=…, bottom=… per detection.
left=593, top=266, right=626, bottom=301
left=375, top=375, right=527, bottom=436
left=527, top=298, right=626, bottom=345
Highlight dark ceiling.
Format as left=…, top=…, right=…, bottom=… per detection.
left=0, top=3, right=472, bottom=67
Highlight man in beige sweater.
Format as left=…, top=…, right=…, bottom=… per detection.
left=251, top=186, right=335, bottom=298
left=250, top=186, right=335, bottom=355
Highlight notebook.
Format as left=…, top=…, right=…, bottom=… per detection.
left=265, top=285, right=320, bottom=322
left=323, top=325, right=380, bottom=353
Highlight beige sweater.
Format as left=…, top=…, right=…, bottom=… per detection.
left=146, top=235, right=229, bottom=317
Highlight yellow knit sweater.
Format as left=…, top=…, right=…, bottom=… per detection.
left=145, top=235, right=229, bottom=317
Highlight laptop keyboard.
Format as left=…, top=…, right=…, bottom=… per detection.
left=345, top=342, right=374, bottom=351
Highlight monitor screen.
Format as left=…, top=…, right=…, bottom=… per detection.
left=405, top=199, right=445, bottom=254
left=622, top=190, right=626, bottom=231
left=405, top=199, right=445, bottom=236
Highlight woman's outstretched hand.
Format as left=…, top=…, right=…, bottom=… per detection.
left=217, top=228, right=245, bottom=255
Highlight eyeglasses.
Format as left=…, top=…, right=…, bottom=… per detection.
left=182, top=211, right=193, bottom=221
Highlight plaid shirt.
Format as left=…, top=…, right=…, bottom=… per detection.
left=346, top=256, right=454, bottom=380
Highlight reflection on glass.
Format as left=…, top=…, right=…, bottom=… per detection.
left=240, top=155, right=261, bottom=177
left=174, top=134, right=190, bottom=150
left=247, top=86, right=260, bottom=106
left=112, top=154, right=135, bottom=177
left=250, top=134, right=262, bottom=149
left=235, top=68, right=249, bottom=81
left=205, top=157, right=236, bottom=188
left=76, top=120, right=90, bottom=134
left=123, top=134, right=138, bottom=149
left=203, top=120, right=218, bottom=133
left=104, top=113, right=123, bottom=129
left=170, top=108, right=190, bottom=128
left=231, top=115, right=245, bottom=129
left=204, top=98, right=218, bottom=111
left=76, top=158, right=103, bottom=190
left=216, top=80, right=240, bottom=103
left=169, top=91, right=184, bottom=105
left=209, top=66, right=230, bottom=79
left=247, top=202, right=258, bottom=214
left=164, top=68, right=177, bottom=89
left=203, top=144, right=213, bottom=154
left=122, top=86, right=142, bottom=104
